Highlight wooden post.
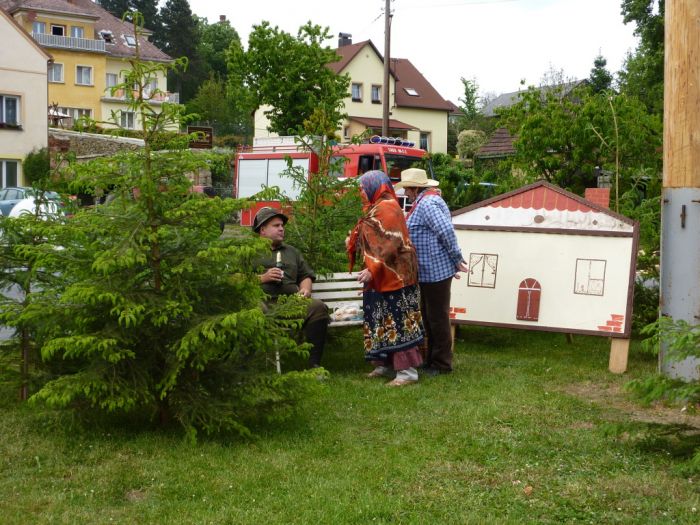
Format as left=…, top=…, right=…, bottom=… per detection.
left=660, top=0, right=700, bottom=380
left=609, top=338, right=630, bottom=374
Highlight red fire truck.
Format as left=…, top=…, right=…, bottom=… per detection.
left=235, top=136, right=430, bottom=226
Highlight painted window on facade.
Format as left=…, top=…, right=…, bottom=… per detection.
left=32, top=21, right=45, bottom=34
left=574, top=258, right=606, bottom=296
left=120, top=111, right=135, bottom=129
left=468, top=253, right=498, bottom=288
left=419, top=132, right=430, bottom=150
left=105, top=73, right=118, bottom=89
left=71, top=26, right=84, bottom=38
left=516, top=278, right=541, bottom=321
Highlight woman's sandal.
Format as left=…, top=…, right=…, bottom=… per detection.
left=366, top=369, right=386, bottom=378
left=385, top=378, right=417, bottom=387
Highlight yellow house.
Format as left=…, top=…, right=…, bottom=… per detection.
left=0, top=7, right=51, bottom=187
left=254, top=36, right=453, bottom=153
left=1, top=0, right=173, bottom=131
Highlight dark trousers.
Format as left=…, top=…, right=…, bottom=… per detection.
left=419, top=277, right=454, bottom=371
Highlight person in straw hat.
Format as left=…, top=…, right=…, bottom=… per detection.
left=394, top=168, right=469, bottom=376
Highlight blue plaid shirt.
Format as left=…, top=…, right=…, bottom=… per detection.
left=406, top=193, right=464, bottom=283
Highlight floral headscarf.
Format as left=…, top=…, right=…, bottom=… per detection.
left=347, top=171, right=418, bottom=292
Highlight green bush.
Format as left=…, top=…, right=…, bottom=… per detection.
left=22, top=148, right=50, bottom=185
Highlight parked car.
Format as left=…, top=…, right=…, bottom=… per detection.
left=0, top=187, right=62, bottom=217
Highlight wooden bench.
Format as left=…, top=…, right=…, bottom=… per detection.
left=312, top=272, right=364, bottom=327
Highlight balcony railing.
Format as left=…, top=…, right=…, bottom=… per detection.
left=102, top=89, right=180, bottom=104
left=33, top=32, right=106, bottom=53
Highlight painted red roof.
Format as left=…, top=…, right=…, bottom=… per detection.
left=488, top=184, right=594, bottom=212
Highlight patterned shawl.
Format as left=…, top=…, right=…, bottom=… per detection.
left=347, top=171, right=418, bottom=292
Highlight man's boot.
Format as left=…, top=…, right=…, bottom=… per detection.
left=304, top=319, right=328, bottom=368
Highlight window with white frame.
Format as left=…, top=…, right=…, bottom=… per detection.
left=71, top=26, right=84, bottom=39
left=105, top=73, right=118, bottom=89
left=48, top=63, right=64, bottom=83
left=0, top=95, right=19, bottom=127
left=144, top=78, right=158, bottom=95
left=32, top=21, right=46, bottom=34
left=100, top=30, right=114, bottom=43
left=51, top=24, right=65, bottom=36
left=404, top=87, right=419, bottom=96
left=58, top=107, right=92, bottom=126
left=124, top=34, right=137, bottom=47
left=351, top=83, right=362, bottom=102
left=120, top=111, right=135, bottom=129
left=371, top=85, right=381, bottom=103
left=76, top=65, right=92, bottom=86
left=1, top=160, right=19, bottom=188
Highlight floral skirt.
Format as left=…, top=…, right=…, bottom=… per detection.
left=362, top=284, right=425, bottom=362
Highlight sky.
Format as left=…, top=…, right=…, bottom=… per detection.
left=184, top=0, right=639, bottom=105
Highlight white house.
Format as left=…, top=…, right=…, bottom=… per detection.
left=449, top=181, right=639, bottom=360
left=0, top=7, right=51, bottom=187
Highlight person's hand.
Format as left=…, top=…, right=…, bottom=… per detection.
left=356, top=268, right=372, bottom=284
left=454, top=261, right=469, bottom=280
left=261, top=267, right=283, bottom=284
left=345, top=230, right=352, bottom=249
left=298, top=288, right=311, bottom=298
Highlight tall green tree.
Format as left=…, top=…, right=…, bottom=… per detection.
left=618, top=0, right=665, bottom=115
left=8, top=16, right=323, bottom=439
left=98, top=0, right=131, bottom=19
left=458, top=77, right=480, bottom=122
left=589, top=54, right=614, bottom=93
left=159, top=0, right=203, bottom=103
left=197, top=17, right=241, bottom=80
left=187, top=76, right=251, bottom=136
left=229, top=21, right=349, bottom=135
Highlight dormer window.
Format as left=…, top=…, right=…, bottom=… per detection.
left=100, top=30, right=114, bottom=43
left=404, top=88, right=419, bottom=96
left=124, top=35, right=137, bottom=47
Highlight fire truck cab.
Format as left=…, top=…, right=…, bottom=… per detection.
left=235, top=136, right=429, bottom=226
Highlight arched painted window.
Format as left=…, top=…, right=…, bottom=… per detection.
left=516, top=278, right=541, bottom=321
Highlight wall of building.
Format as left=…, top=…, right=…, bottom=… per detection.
left=392, top=106, right=448, bottom=153
left=47, top=48, right=105, bottom=120
left=0, top=13, right=49, bottom=186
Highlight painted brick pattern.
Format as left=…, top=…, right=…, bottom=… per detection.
left=598, top=313, right=624, bottom=333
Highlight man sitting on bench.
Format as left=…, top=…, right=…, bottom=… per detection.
left=253, top=207, right=330, bottom=368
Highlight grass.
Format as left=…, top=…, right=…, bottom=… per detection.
left=1, top=326, right=699, bottom=524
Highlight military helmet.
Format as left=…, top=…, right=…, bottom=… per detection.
left=252, top=206, right=289, bottom=233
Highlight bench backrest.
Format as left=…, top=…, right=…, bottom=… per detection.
left=312, top=272, right=363, bottom=311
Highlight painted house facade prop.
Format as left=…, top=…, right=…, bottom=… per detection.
left=254, top=35, right=453, bottom=153
left=449, top=182, right=639, bottom=364
left=1, top=0, right=174, bottom=131
left=0, top=6, right=51, bottom=187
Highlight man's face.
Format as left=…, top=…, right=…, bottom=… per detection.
left=259, top=217, right=285, bottom=243
left=404, top=187, right=420, bottom=202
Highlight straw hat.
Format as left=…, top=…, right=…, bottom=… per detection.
left=393, top=168, right=439, bottom=189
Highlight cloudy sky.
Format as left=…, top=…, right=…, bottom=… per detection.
left=184, top=0, right=639, bottom=104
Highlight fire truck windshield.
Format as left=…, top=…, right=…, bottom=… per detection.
left=384, top=154, right=429, bottom=182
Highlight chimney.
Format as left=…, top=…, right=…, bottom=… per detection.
left=584, top=188, right=610, bottom=209
left=338, top=32, right=352, bottom=47
left=219, top=15, right=226, bottom=22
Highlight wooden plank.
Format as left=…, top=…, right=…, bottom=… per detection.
left=328, top=320, right=363, bottom=327
left=312, top=280, right=363, bottom=291
left=608, top=338, right=630, bottom=374
left=312, top=290, right=363, bottom=301
left=316, top=272, right=357, bottom=280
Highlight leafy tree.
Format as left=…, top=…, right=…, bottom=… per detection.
left=458, top=77, right=480, bottom=122
left=98, top=0, right=161, bottom=36
left=98, top=0, right=131, bottom=19
left=197, top=17, right=241, bottom=81
left=10, top=16, right=322, bottom=439
left=589, top=54, right=614, bottom=93
left=187, top=76, right=251, bottom=137
left=456, top=129, right=486, bottom=160
left=500, top=84, right=661, bottom=195
left=618, top=0, right=665, bottom=115
left=229, top=21, right=350, bottom=135
left=22, top=148, right=50, bottom=185
left=159, top=0, right=203, bottom=103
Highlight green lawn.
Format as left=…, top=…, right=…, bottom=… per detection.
left=2, top=326, right=699, bottom=524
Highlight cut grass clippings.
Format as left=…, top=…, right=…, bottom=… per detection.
left=1, top=326, right=699, bottom=524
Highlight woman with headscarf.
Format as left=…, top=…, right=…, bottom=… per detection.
left=347, top=171, right=424, bottom=386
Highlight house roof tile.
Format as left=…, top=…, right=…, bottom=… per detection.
left=475, top=127, right=516, bottom=158
left=348, top=116, right=416, bottom=130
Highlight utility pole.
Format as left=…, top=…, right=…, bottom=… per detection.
left=660, top=0, right=700, bottom=380
left=382, top=0, right=391, bottom=137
